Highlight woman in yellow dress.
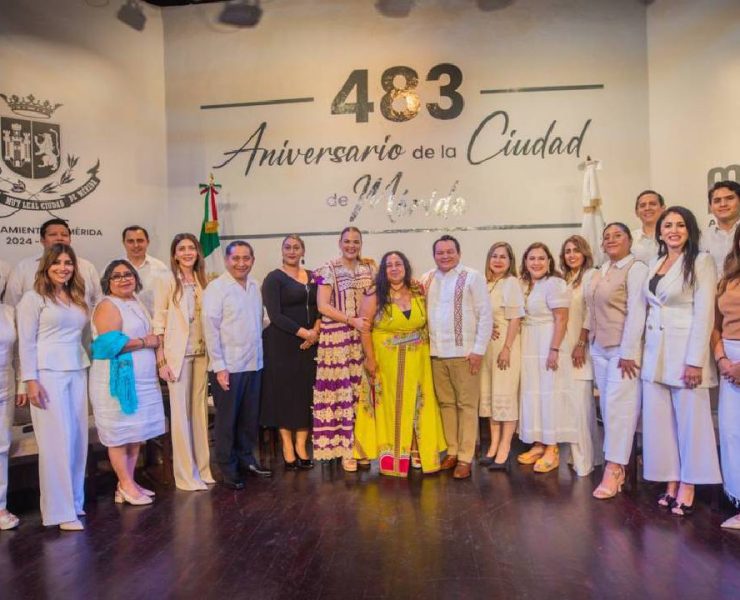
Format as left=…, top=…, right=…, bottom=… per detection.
left=355, top=251, right=447, bottom=476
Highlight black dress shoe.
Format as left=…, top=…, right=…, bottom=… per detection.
left=297, top=458, right=314, bottom=470
left=220, top=478, right=245, bottom=490
left=478, top=456, right=495, bottom=467
left=246, top=463, right=273, bottom=478
left=284, top=459, right=299, bottom=470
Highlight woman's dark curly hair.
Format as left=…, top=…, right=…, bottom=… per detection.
left=375, top=251, right=418, bottom=319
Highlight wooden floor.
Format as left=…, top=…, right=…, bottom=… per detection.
left=2, top=446, right=740, bottom=600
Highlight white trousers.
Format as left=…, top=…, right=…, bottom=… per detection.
left=30, top=369, right=88, bottom=526
left=591, top=343, right=641, bottom=465
left=720, top=340, right=740, bottom=504
left=642, top=380, right=721, bottom=484
left=0, top=393, right=14, bottom=510
left=167, top=355, right=213, bottom=490
left=567, top=379, right=603, bottom=476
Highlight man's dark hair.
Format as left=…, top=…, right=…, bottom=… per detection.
left=40, top=218, right=70, bottom=239
left=226, top=240, right=254, bottom=257
left=432, top=234, right=460, bottom=254
left=708, top=180, right=740, bottom=205
left=122, top=225, right=150, bottom=242
left=635, top=190, right=665, bottom=210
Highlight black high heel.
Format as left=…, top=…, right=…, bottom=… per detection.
left=284, top=459, right=299, bottom=470
left=488, top=456, right=510, bottom=472
left=657, top=493, right=676, bottom=508
left=297, top=458, right=314, bottom=470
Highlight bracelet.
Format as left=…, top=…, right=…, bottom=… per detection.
left=550, top=347, right=560, bottom=352
left=139, top=338, right=146, bottom=349
left=156, top=359, right=167, bottom=369
left=717, top=355, right=728, bottom=363
left=576, top=340, right=586, bottom=348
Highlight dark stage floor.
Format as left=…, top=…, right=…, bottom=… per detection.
left=2, top=451, right=740, bottom=600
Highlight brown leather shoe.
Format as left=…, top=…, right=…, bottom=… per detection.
left=440, top=455, right=458, bottom=470
left=453, top=461, right=472, bottom=479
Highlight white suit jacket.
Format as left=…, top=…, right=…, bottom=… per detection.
left=641, top=252, right=717, bottom=388
left=151, top=273, right=204, bottom=380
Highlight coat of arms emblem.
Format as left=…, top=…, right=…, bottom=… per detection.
left=0, top=93, right=100, bottom=216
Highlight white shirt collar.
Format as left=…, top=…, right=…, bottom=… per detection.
left=435, top=263, right=464, bottom=278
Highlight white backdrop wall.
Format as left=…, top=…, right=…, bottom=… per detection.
left=0, top=0, right=168, bottom=268
left=162, top=0, right=650, bottom=279
left=647, top=0, right=740, bottom=221
left=2, top=1, right=736, bottom=279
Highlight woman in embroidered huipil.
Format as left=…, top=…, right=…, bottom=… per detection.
left=153, top=233, right=214, bottom=491
left=90, top=260, right=165, bottom=505
left=312, top=227, right=376, bottom=470
left=354, top=251, right=446, bottom=476
left=478, top=242, right=524, bottom=470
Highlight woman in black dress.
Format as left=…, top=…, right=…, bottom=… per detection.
left=261, top=235, right=320, bottom=469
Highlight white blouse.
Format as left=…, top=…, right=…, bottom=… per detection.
left=17, top=291, right=90, bottom=381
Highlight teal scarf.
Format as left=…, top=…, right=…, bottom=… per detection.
left=91, top=331, right=138, bottom=415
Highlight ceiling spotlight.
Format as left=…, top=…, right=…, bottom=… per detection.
left=219, top=0, right=263, bottom=27
left=117, top=0, right=146, bottom=31
left=375, top=0, right=414, bottom=18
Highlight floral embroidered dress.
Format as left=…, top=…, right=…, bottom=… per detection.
left=354, top=296, right=447, bottom=476
left=312, top=258, right=375, bottom=460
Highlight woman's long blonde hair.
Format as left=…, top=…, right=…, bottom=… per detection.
left=169, top=233, right=208, bottom=302
left=34, top=243, right=88, bottom=311
left=484, top=242, right=517, bottom=282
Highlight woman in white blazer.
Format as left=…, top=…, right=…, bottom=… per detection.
left=153, top=233, right=214, bottom=491
left=17, top=244, right=90, bottom=530
left=642, top=206, right=721, bottom=516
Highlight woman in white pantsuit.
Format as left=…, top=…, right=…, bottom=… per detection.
left=0, top=305, right=23, bottom=530
left=517, top=243, right=575, bottom=473
left=478, top=242, right=524, bottom=470
left=17, top=244, right=90, bottom=530
left=560, top=235, right=603, bottom=477
left=711, top=224, right=740, bottom=529
left=584, top=223, right=648, bottom=499
left=153, top=233, right=214, bottom=491
left=642, top=206, right=721, bottom=516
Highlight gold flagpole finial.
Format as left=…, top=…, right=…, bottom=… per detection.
left=209, top=172, right=215, bottom=185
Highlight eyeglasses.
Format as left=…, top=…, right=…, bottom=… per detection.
left=110, top=272, right=135, bottom=282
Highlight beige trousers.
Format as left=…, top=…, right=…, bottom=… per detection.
left=432, top=357, right=480, bottom=463
left=167, top=355, right=213, bottom=490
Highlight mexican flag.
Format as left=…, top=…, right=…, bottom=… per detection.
left=199, top=177, right=224, bottom=280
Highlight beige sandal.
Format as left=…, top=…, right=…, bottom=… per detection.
left=341, top=457, right=357, bottom=472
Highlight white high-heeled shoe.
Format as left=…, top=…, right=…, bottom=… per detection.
left=59, top=519, right=84, bottom=531
left=0, top=510, right=19, bottom=530
left=115, top=485, right=153, bottom=506
left=137, top=485, right=156, bottom=497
